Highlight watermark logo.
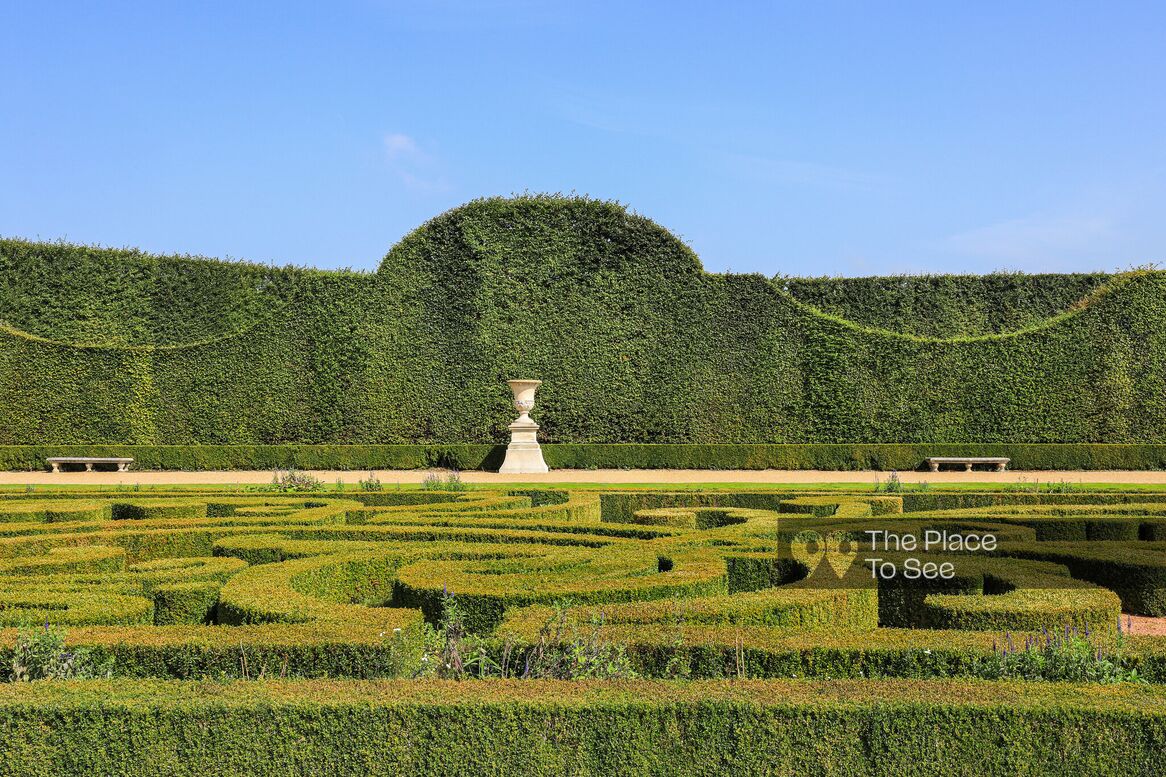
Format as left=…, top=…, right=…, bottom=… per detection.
left=778, top=528, right=999, bottom=586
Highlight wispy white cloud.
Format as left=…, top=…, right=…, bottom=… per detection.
left=941, top=213, right=1116, bottom=263
left=384, top=133, right=421, bottom=160
left=382, top=132, right=450, bottom=193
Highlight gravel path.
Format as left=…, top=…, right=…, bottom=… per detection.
left=1126, top=616, right=1166, bottom=636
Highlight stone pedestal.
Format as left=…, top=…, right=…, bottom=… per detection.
left=499, top=419, right=549, bottom=473
left=498, top=379, right=549, bottom=474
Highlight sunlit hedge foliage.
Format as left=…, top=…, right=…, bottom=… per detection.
left=0, top=486, right=1160, bottom=677
left=4, top=679, right=1166, bottom=776
left=0, top=485, right=1165, bottom=773
left=5, top=443, right=1166, bottom=471
left=3, top=196, right=1164, bottom=449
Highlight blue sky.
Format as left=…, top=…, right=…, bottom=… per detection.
left=2, top=1, right=1164, bottom=276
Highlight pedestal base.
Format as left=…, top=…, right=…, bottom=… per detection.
left=499, top=421, right=549, bottom=474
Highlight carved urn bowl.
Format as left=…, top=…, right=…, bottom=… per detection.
left=507, top=379, right=542, bottom=425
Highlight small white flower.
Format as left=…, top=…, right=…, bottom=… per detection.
left=421, top=655, right=429, bottom=662
left=379, top=632, right=385, bottom=637
left=924, top=649, right=932, bottom=655
left=393, top=628, right=402, bottom=634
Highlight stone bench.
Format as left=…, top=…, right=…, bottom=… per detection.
left=927, top=456, right=1009, bottom=472
left=46, top=457, right=133, bottom=473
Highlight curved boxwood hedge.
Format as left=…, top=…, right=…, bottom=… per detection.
left=2, top=196, right=1165, bottom=449
left=0, top=486, right=1162, bottom=683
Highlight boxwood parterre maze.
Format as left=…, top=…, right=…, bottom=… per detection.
left=3, top=487, right=1166, bottom=680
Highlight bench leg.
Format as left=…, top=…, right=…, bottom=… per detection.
left=85, top=463, right=93, bottom=471
left=119, top=464, right=128, bottom=472
left=50, top=463, right=59, bottom=473
left=928, top=463, right=939, bottom=472
left=996, top=463, right=1006, bottom=472
left=964, top=463, right=973, bottom=472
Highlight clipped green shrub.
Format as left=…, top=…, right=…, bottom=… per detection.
left=997, top=543, right=1166, bottom=616
left=0, top=591, right=153, bottom=626
left=2, top=485, right=1166, bottom=691
left=2, top=197, right=1165, bottom=450
left=3, top=679, right=1166, bottom=775
left=0, top=500, right=111, bottom=523
left=2, top=443, right=1166, bottom=471
left=0, top=445, right=503, bottom=472
left=111, top=500, right=208, bottom=521
left=152, top=582, right=220, bottom=625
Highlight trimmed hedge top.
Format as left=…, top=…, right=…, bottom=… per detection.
left=4, top=676, right=1166, bottom=711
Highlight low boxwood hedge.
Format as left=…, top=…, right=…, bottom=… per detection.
left=0, top=445, right=503, bottom=472
left=4, top=487, right=1166, bottom=695
left=2, top=679, right=1166, bottom=776
left=2, top=443, right=1166, bottom=471
left=152, top=581, right=220, bottom=625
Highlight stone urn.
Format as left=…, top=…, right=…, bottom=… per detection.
left=508, top=379, right=541, bottom=423
left=499, top=379, right=549, bottom=474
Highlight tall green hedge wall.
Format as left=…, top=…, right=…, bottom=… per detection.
left=2, top=195, right=1164, bottom=446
